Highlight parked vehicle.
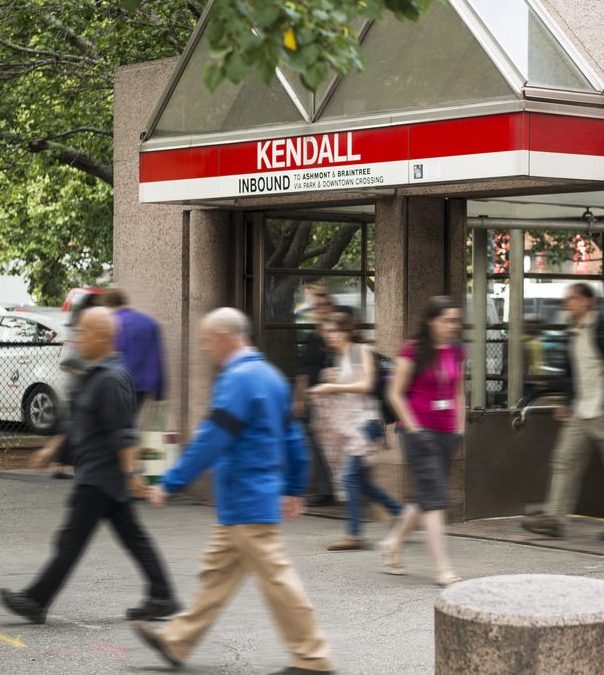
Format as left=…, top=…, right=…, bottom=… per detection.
left=61, top=287, right=106, bottom=313
left=0, top=310, right=69, bottom=434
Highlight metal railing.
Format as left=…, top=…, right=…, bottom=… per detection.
left=0, top=341, right=66, bottom=465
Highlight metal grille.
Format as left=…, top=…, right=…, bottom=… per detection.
left=0, top=341, right=67, bottom=465
left=466, top=327, right=568, bottom=409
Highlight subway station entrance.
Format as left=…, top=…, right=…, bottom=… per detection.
left=116, top=0, right=604, bottom=520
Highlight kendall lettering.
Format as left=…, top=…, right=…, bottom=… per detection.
left=256, top=132, right=360, bottom=170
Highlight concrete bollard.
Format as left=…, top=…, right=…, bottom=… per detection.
left=435, top=574, right=604, bottom=675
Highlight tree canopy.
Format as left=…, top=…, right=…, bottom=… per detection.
left=0, top=0, right=435, bottom=304
left=0, top=0, right=436, bottom=304
left=0, top=1, right=199, bottom=303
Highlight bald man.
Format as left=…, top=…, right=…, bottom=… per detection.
left=1, top=307, right=179, bottom=624
left=132, top=308, right=333, bottom=674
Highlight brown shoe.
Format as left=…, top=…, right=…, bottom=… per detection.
left=131, top=621, right=182, bottom=668
left=327, top=537, right=366, bottom=551
left=521, top=514, right=564, bottom=538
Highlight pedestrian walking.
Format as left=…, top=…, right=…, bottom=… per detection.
left=103, top=287, right=165, bottom=410
left=294, top=288, right=336, bottom=506
left=0, top=307, right=179, bottom=624
left=51, top=289, right=106, bottom=479
left=382, top=296, right=464, bottom=585
left=132, top=307, right=334, bottom=674
left=311, top=312, right=403, bottom=552
left=522, top=283, right=604, bottom=539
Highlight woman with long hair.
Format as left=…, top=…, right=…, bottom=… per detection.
left=381, top=296, right=464, bottom=586
left=311, top=312, right=403, bottom=551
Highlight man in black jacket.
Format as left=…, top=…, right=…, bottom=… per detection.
left=1, top=307, right=179, bottom=623
left=522, top=283, right=604, bottom=538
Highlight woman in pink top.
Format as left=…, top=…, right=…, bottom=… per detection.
left=381, top=296, right=465, bottom=586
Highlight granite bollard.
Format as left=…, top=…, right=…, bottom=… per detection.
left=435, top=574, right=604, bottom=675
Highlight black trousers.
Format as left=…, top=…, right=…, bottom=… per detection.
left=25, top=485, right=173, bottom=609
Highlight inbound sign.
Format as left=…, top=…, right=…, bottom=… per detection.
left=139, top=127, right=410, bottom=202
left=139, top=113, right=604, bottom=203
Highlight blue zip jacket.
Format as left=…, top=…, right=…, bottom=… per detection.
left=161, top=350, right=309, bottom=525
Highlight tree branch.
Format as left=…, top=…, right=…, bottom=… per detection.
left=283, top=222, right=312, bottom=268
left=314, top=226, right=359, bottom=270
left=0, top=37, right=88, bottom=63
left=37, top=10, right=96, bottom=59
left=186, top=1, right=204, bottom=20
left=300, top=244, right=331, bottom=262
left=267, top=222, right=296, bottom=268
left=0, top=131, right=113, bottom=185
left=44, top=127, right=113, bottom=141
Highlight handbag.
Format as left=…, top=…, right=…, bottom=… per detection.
left=362, top=418, right=385, bottom=442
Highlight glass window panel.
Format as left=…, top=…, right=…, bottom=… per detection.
left=314, top=17, right=371, bottom=113
left=367, top=223, right=375, bottom=270
left=322, top=1, right=515, bottom=120
left=265, top=275, right=373, bottom=324
left=278, top=66, right=313, bottom=120
left=526, top=231, right=603, bottom=276
left=263, top=327, right=310, bottom=379
left=468, top=0, right=592, bottom=91
left=0, top=318, right=40, bottom=343
left=154, top=35, right=302, bottom=137
left=265, top=220, right=364, bottom=271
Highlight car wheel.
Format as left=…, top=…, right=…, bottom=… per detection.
left=23, top=386, right=58, bottom=435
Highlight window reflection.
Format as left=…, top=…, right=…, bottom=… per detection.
left=250, top=216, right=375, bottom=377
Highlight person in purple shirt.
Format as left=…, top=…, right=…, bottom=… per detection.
left=103, top=288, right=166, bottom=410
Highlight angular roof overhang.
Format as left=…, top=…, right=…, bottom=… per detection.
left=138, top=0, right=604, bottom=204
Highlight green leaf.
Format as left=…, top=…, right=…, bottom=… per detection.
left=224, top=52, right=249, bottom=83
left=204, top=64, right=225, bottom=92
left=259, top=60, right=276, bottom=85
left=119, top=0, right=141, bottom=12
left=301, top=61, right=328, bottom=91
left=254, top=5, right=281, bottom=29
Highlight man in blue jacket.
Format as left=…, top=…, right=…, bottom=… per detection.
left=132, top=308, right=334, bottom=674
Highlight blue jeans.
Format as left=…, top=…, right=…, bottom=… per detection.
left=343, top=455, right=402, bottom=537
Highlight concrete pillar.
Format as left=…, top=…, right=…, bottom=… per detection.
left=113, top=58, right=189, bottom=433
left=375, top=195, right=467, bottom=520
left=376, top=195, right=461, bottom=352
left=435, top=574, right=604, bottom=674
left=187, top=209, right=233, bottom=431
left=114, top=60, right=236, bottom=443
left=405, top=197, right=447, bottom=335
left=445, top=199, right=467, bottom=305
left=375, top=196, right=406, bottom=357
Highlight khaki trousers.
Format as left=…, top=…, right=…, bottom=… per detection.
left=159, top=523, right=333, bottom=671
left=547, top=415, right=604, bottom=519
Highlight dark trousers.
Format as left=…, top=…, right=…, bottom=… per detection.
left=307, top=416, right=333, bottom=498
left=25, top=485, right=173, bottom=608
left=343, top=455, right=402, bottom=537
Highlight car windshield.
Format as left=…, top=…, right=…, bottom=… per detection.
left=0, top=316, right=60, bottom=343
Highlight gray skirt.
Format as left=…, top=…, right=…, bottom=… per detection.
left=399, top=430, right=460, bottom=511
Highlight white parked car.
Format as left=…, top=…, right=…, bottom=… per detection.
left=0, top=310, right=70, bottom=434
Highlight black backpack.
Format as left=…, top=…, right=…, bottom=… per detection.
left=372, top=351, right=398, bottom=425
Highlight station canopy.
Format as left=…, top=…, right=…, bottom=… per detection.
left=143, top=0, right=602, bottom=144
left=138, top=0, right=604, bottom=204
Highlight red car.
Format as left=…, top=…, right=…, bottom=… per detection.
left=61, top=288, right=107, bottom=313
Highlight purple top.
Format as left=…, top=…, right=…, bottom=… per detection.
left=398, top=340, right=464, bottom=433
left=114, top=307, right=165, bottom=399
